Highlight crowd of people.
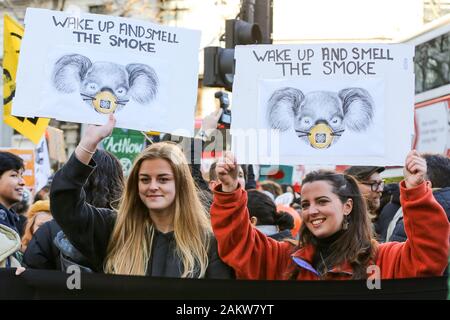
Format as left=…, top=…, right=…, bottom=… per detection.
left=0, top=113, right=449, bottom=284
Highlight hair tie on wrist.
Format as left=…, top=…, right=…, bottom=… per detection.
left=79, top=144, right=96, bottom=155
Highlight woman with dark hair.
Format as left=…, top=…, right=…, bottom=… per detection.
left=247, top=190, right=294, bottom=241
left=23, top=149, right=125, bottom=271
left=83, top=149, right=125, bottom=208
left=210, top=151, right=449, bottom=280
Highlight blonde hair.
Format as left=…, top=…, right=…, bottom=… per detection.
left=21, top=200, right=51, bottom=251
left=104, top=142, right=212, bottom=277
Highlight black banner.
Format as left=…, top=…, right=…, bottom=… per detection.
left=0, top=269, right=447, bottom=300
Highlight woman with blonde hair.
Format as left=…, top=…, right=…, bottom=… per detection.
left=50, top=115, right=233, bottom=278
left=21, top=200, right=52, bottom=252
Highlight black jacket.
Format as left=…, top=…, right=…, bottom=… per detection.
left=23, top=220, right=62, bottom=270
left=50, top=154, right=234, bottom=278
left=389, top=187, right=450, bottom=242
left=374, top=201, right=401, bottom=242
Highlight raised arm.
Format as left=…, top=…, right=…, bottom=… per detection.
left=210, top=152, right=292, bottom=280
left=50, top=115, right=117, bottom=271
left=378, top=150, right=449, bottom=278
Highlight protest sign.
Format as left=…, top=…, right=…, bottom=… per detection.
left=231, top=44, right=414, bottom=166
left=3, top=14, right=50, bottom=144
left=0, top=148, right=35, bottom=190
left=46, top=126, right=67, bottom=163
left=13, top=8, right=201, bottom=136
left=102, top=128, right=145, bottom=176
left=34, top=137, right=52, bottom=193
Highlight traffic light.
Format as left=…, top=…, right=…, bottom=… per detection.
left=203, top=19, right=262, bottom=91
left=203, top=47, right=235, bottom=91
left=225, top=19, right=262, bottom=49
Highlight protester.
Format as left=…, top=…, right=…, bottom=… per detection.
left=210, top=150, right=449, bottom=280
left=382, top=153, right=450, bottom=243
left=0, top=151, right=25, bottom=268
left=23, top=149, right=124, bottom=271
left=34, top=185, right=50, bottom=202
left=258, top=180, right=283, bottom=200
left=344, top=166, right=385, bottom=222
left=373, top=183, right=400, bottom=242
left=247, top=189, right=295, bottom=241
left=276, top=204, right=302, bottom=239
left=21, top=200, right=52, bottom=252
left=50, top=115, right=233, bottom=278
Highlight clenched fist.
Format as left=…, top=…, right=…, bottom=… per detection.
left=216, top=152, right=239, bottom=192
left=403, top=150, right=427, bottom=189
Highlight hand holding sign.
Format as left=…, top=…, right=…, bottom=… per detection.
left=76, top=114, right=116, bottom=164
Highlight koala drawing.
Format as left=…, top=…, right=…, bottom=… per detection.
left=267, top=87, right=375, bottom=149
left=52, top=54, right=159, bottom=114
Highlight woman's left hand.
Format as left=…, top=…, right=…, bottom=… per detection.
left=403, top=150, right=427, bottom=189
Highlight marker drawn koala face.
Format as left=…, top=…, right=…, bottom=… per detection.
left=52, top=54, right=158, bottom=114
left=267, top=87, right=375, bottom=149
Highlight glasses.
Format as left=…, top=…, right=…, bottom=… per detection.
left=361, top=180, right=385, bottom=192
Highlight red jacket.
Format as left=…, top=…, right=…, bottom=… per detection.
left=210, top=181, right=449, bottom=280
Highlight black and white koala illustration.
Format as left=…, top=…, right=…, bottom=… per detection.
left=267, top=87, right=375, bottom=149
left=52, top=54, right=159, bottom=114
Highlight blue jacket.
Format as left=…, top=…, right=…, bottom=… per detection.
left=0, top=203, right=20, bottom=235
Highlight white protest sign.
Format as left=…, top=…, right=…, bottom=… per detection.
left=34, top=136, right=52, bottom=193
left=231, top=44, right=414, bottom=166
left=13, top=8, right=200, bottom=136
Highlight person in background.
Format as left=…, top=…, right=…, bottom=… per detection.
left=0, top=151, right=25, bottom=268
left=343, top=166, right=385, bottom=222
left=373, top=183, right=400, bottom=242
left=34, top=181, right=51, bottom=202
left=383, top=153, right=450, bottom=243
left=258, top=180, right=283, bottom=201
left=247, top=189, right=295, bottom=242
left=23, top=149, right=124, bottom=272
left=20, top=200, right=52, bottom=252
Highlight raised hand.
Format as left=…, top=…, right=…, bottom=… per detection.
left=215, top=152, right=239, bottom=192
left=76, top=114, right=116, bottom=164
left=403, top=150, right=427, bottom=189
left=83, top=114, right=116, bottom=147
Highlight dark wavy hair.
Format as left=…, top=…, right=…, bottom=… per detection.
left=84, top=150, right=124, bottom=209
left=294, top=170, right=376, bottom=279
left=247, top=190, right=294, bottom=230
left=0, top=151, right=24, bottom=177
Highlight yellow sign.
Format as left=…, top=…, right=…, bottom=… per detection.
left=3, top=14, right=50, bottom=144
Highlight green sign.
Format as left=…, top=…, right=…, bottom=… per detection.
left=102, top=128, right=145, bottom=176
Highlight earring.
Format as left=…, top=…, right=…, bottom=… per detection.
left=342, top=215, right=349, bottom=230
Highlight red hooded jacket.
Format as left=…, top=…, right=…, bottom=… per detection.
left=210, top=181, right=449, bottom=280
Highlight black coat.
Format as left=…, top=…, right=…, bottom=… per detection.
left=23, top=220, right=63, bottom=270
left=50, top=154, right=234, bottom=278
left=374, top=202, right=401, bottom=242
